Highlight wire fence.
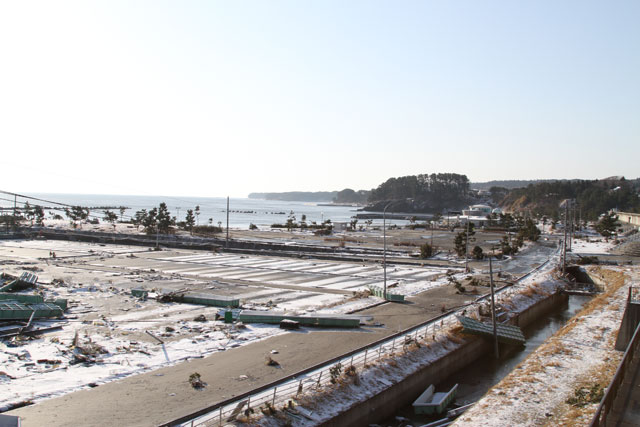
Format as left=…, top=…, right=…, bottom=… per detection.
left=170, top=251, right=558, bottom=427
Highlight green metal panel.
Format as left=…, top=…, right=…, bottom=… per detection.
left=0, top=272, right=39, bottom=292
left=19, top=272, right=38, bottom=285
left=0, top=301, right=63, bottom=320
left=30, top=303, right=63, bottom=319
left=0, top=280, right=18, bottom=292
left=181, top=293, right=240, bottom=308
left=457, top=316, right=525, bottom=345
left=0, top=302, right=33, bottom=320
left=50, top=298, right=68, bottom=310
left=368, top=285, right=405, bottom=302
left=0, top=292, right=44, bottom=304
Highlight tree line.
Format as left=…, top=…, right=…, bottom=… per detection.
left=498, top=178, right=640, bottom=220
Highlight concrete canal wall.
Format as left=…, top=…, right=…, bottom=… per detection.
left=320, top=289, right=569, bottom=426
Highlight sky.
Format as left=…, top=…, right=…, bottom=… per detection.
left=0, top=1, right=638, bottom=198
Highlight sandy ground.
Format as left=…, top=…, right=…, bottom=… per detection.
left=0, top=236, right=483, bottom=426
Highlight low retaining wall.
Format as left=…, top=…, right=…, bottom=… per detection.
left=321, top=289, right=568, bottom=426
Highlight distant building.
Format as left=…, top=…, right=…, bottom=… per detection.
left=618, top=212, right=640, bottom=228
left=462, top=204, right=492, bottom=217
left=333, top=221, right=348, bottom=232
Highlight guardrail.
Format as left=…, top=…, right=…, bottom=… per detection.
left=590, top=316, right=640, bottom=426
left=164, top=249, right=559, bottom=426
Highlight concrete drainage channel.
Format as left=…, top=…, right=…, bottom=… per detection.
left=163, top=250, right=561, bottom=427
left=381, top=293, right=592, bottom=426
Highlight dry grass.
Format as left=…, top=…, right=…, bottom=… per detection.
left=520, top=282, right=549, bottom=298
left=550, top=356, right=622, bottom=425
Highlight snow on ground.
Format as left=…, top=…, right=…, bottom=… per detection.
left=0, top=283, right=285, bottom=411
left=0, top=239, right=452, bottom=411
left=453, top=265, right=635, bottom=427
left=231, top=255, right=567, bottom=426
left=148, top=252, right=450, bottom=297
left=570, top=237, right=615, bottom=255
left=237, top=238, right=628, bottom=426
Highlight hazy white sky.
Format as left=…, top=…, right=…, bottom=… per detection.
left=1, top=1, right=638, bottom=198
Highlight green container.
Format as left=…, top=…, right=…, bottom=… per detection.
left=131, top=288, right=149, bottom=298
left=0, top=292, right=44, bottom=304
left=0, top=302, right=33, bottom=320
left=224, top=311, right=233, bottom=323
left=50, top=298, right=68, bottom=310
left=30, top=303, right=63, bottom=319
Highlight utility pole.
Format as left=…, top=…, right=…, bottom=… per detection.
left=465, top=218, right=470, bottom=272
left=489, top=254, right=499, bottom=359
left=562, top=200, right=569, bottom=276
left=572, top=203, right=577, bottom=245
left=579, top=206, right=582, bottom=233
left=430, top=220, right=434, bottom=248
left=226, top=196, right=230, bottom=249
left=383, top=202, right=392, bottom=301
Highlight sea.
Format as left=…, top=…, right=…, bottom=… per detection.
left=1, top=193, right=391, bottom=229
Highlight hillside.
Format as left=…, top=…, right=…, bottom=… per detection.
left=500, top=178, right=640, bottom=220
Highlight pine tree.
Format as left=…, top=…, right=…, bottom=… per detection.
left=185, top=209, right=195, bottom=232
left=156, top=203, right=173, bottom=233
left=595, top=212, right=620, bottom=238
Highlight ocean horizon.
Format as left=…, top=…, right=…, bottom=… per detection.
left=1, top=192, right=368, bottom=229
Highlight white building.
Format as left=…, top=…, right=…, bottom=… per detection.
left=462, top=204, right=492, bottom=217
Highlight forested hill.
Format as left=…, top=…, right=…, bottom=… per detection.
left=500, top=178, right=640, bottom=220
left=250, top=173, right=471, bottom=211
left=366, top=173, right=470, bottom=213
left=248, top=192, right=337, bottom=202
left=471, top=179, right=564, bottom=190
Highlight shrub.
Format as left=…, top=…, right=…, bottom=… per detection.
left=192, top=225, right=223, bottom=235
left=420, top=243, right=434, bottom=258
left=472, top=246, right=484, bottom=260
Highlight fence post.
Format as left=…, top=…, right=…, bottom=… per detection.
left=316, top=371, right=323, bottom=387
left=297, top=379, right=303, bottom=396
left=272, top=387, right=277, bottom=406
left=363, top=349, right=368, bottom=366
left=219, top=406, right=222, bottom=425
left=378, top=343, right=383, bottom=360
left=350, top=355, right=354, bottom=368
